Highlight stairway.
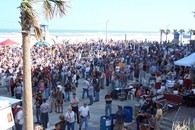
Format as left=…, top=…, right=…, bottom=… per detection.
left=160, top=117, right=173, bottom=130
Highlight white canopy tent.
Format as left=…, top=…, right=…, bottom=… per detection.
left=174, top=53, right=195, bottom=67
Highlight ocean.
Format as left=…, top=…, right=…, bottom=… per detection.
left=0, top=29, right=174, bottom=44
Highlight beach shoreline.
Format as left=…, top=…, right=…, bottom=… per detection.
left=0, top=30, right=176, bottom=45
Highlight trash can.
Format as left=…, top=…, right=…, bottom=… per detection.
left=124, top=106, right=133, bottom=123
left=100, top=116, right=111, bottom=130
left=134, top=104, right=141, bottom=118
left=110, top=114, right=116, bottom=130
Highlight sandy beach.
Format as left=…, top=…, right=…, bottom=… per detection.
left=0, top=30, right=175, bottom=45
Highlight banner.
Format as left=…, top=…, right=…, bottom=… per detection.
left=183, top=34, right=191, bottom=39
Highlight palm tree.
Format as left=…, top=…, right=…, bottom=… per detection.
left=165, top=29, right=171, bottom=43
left=179, top=29, right=185, bottom=43
left=160, top=29, right=165, bottom=44
left=188, top=29, right=194, bottom=40
left=18, top=0, right=68, bottom=129
left=173, top=29, right=177, bottom=33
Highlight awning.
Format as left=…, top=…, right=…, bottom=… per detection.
left=174, top=53, right=195, bottom=67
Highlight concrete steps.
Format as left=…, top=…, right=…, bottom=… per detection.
left=160, top=117, right=173, bottom=130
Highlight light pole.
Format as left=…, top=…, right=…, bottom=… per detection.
left=106, top=20, right=109, bottom=43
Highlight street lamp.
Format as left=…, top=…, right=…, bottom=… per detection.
left=106, top=20, right=109, bottom=43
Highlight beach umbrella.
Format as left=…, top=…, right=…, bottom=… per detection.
left=0, top=39, right=17, bottom=46
left=35, top=41, right=49, bottom=46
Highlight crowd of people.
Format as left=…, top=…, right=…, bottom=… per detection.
left=0, top=39, right=195, bottom=130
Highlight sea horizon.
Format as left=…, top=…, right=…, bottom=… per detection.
left=0, top=28, right=159, bottom=34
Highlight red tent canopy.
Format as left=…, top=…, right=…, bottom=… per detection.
left=0, top=39, right=17, bottom=46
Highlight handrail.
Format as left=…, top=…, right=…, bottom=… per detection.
left=173, top=106, right=181, bottom=121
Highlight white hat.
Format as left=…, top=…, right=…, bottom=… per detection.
left=16, top=105, right=21, bottom=108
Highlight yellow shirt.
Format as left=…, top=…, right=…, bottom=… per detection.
left=155, top=109, right=162, bottom=119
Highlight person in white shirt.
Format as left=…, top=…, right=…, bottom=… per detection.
left=178, top=76, right=183, bottom=88
left=65, top=106, right=75, bottom=130
left=15, top=105, right=24, bottom=130
left=40, top=99, right=50, bottom=129
left=82, top=79, right=89, bottom=99
left=157, top=82, right=166, bottom=94
left=79, top=102, right=90, bottom=130
left=72, top=72, right=76, bottom=85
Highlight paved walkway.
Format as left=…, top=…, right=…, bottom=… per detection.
left=45, top=78, right=138, bottom=130
left=0, top=78, right=138, bottom=130
left=1, top=73, right=194, bottom=130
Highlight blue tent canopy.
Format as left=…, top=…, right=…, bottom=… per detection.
left=35, top=41, right=49, bottom=45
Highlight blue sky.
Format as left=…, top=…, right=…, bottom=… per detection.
left=0, top=0, right=195, bottom=32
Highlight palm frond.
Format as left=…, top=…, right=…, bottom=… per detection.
left=165, top=29, right=171, bottom=34
left=179, top=29, right=185, bottom=34
left=53, top=0, right=68, bottom=17
left=34, top=26, right=42, bottom=40
left=43, top=0, right=54, bottom=20
left=44, top=0, right=69, bottom=20
left=19, top=0, right=42, bottom=39
left=188, top=29, right=194, bottom=34
left=160, top=29, right=165, bottom=33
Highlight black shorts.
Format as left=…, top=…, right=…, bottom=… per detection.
left=56, top=100, right=63, bottom=105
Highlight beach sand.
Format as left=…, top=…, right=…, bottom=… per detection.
left=0, top=31, right=175, bottom=45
